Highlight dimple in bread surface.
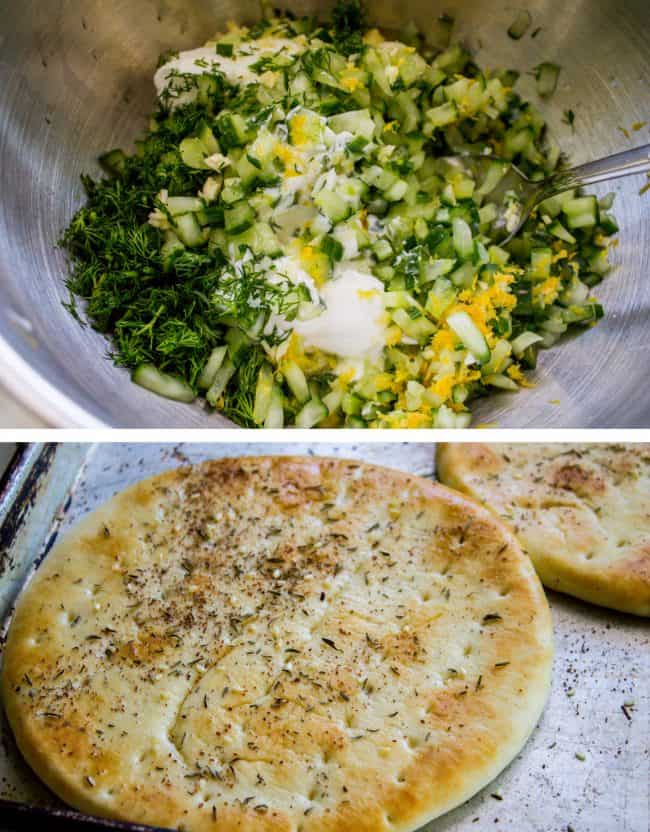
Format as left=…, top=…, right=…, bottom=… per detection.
left=2, top=457, right=553, bottom=831
left=436, top=443, right=650, bottom=616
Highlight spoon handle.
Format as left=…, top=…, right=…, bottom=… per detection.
left=549, top=143, right=650, bottom=191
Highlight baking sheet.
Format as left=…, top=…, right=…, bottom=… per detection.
left=1, top=443, right=648, bottom=832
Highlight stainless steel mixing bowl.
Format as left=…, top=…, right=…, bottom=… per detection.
left=1, top=0, right=648, bottom=427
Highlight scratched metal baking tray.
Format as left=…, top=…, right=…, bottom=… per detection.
left=0, top=443, right=648, bottom=832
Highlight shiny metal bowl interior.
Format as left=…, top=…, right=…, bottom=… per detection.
left=1, top=0, right=649, bottom=427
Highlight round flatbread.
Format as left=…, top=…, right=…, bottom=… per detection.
left=2, top=457, right=553, bottom=831
left=437, top=444, right=650, bottom=617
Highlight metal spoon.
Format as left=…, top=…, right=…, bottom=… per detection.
left=445, top=142, right=650, bottom=242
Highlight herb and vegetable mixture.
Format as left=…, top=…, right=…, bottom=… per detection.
left=62, top=1, right=617, bottom=428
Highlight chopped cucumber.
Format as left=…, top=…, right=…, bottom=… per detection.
left=133, top=364, right=195, bottom=403
left=175, top=213, right=204, bottom=247
left=282, top=360, right=310, bottom=403
left=253, top=363, right=275, bottom=425
left=264, top=385, right=284, bottom=428
left=314, top=189, right=350, bottom=223
left=446, top=311, right=490, bottom=363
left=511, top=331, right=543, bottom=357
left=452, top=217, right=474, bottom=260
left=328, top=109, right=376, bottom=140
left=295, top=397, right=328, bottom=428
left=206, top=359, right=236, bottom=407
left=99, top=148, right=127, bottom=176
left=562, top=195, right=598, bottom=229
left=198, top=345, right=228, bottom=390
left=507, top=10, right=532, bottom=39
left=224, top=202, right=256, bottom=235
left=534, top=62, right=561, bottom=98
left=549, top=220, right=576, bottom=244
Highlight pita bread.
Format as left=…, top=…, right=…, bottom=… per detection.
left=437, top=444, right=650, bottom=617
left=2, top=457, right=553, bottom=831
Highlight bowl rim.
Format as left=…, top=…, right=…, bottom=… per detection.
left=0, top=333, right=106, bottom=428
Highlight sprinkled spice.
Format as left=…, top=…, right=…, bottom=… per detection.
left=6, top=454, right=550, bottom=829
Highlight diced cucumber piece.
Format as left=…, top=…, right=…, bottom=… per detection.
left=450, top=261, right=476, bottom=288
left=425, top=277, right=457, bottom=319
left=446, top=311, right=490, bottom=363
left=342, top=392, right=364, bottom=416
left=562, top=195, right=598, bottom=229
left=264, top=385, right=285, bottom=428
left=503, top=127, right=534, bottom=157
left=175, top=213, right=204, bottom=247
left=549, top=220, right=576, bottom=244
left=99, top=148, right=127, bottom=176
left=225, top=327, right=252, bottom=366
left=361, top=164, right=398, bottom=191
left=198, top=345, right=228, bottom=390
left=488, top=245, right=510, bottom=266
left=215, top=112, right=251, bottom=149
left=405, top=380, right=425, bottom=411
left=589, top=248, right=611, bottom=276
left=220, top=178, right=246, bottom=205
left=328, top=109, right=376, bottom=140
left=511, top=331, right=544, bottom=357
left=391, top=307, right=436, bottom=342
left=224, top=202, right=256, bottom=235
left=372, top=238, right=393, bottom=262
left=167, top=196, right=203, bottom=216
left=452, top=217, right=474, bottom=260
left=482, top=338, right=512, bottom=374
left=395, top=92, right=420, bottom=132
left=534, top=62, right=560, bottom=98
left=561, top=276, right=590, bottom=306
left=161, top=233, right=185, bottom=271
left=133, top=364, right=195, bottom=403
left=483, top=373, right=519, bottom=390
left=205, top=359, right=236, bottom=407
left=197, top=122, right=220, bottom=154
left=232, top=222, right=281, bottom=256
left=323, top=388, right=343, bottom=415
left=598, top=212, right=619, bottom=235
left=598, top=192, right=616, bottom=211
left=384, top=180, right=409, bottom=202
left=478, top=202, right=498, bottom=225
left=314, top=189, right=350, bottom=223
left=424, top=102, right=458, bottom=133
left=180, top=137, right=209, bottom=169
left=432, top=43, right=469, bottom=73
left=538, top=189, right=575, bottom=217
left=282, top=360, right=310, bottom=403
left=253, top=363, right=275, bottom=425
left=320, top=234, right=344, bottom=261
left=295, top=397, right=328, bottom=428
left=507, top=10, right=532, bottom=39
left=384, top=290, right=421, bottom=309
left=435, top=404, right=472, bottom=428
left=530, top=247, right=552, bottom=279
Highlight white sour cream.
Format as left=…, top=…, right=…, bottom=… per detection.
left=294, top=266, right=387, bottom=360
left=154, top=37, right=305, bottom=104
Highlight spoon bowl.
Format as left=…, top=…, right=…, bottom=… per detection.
left=446, top=143, right=650, bottom=242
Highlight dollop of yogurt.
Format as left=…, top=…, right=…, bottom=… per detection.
left=294, top=266, right=387, bottom=360
left=154, top=37, right=305, bottom=106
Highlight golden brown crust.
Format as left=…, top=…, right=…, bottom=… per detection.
left=437, top=443, right=650, bottom=616
left=2, top=457, right=553, bottom=831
